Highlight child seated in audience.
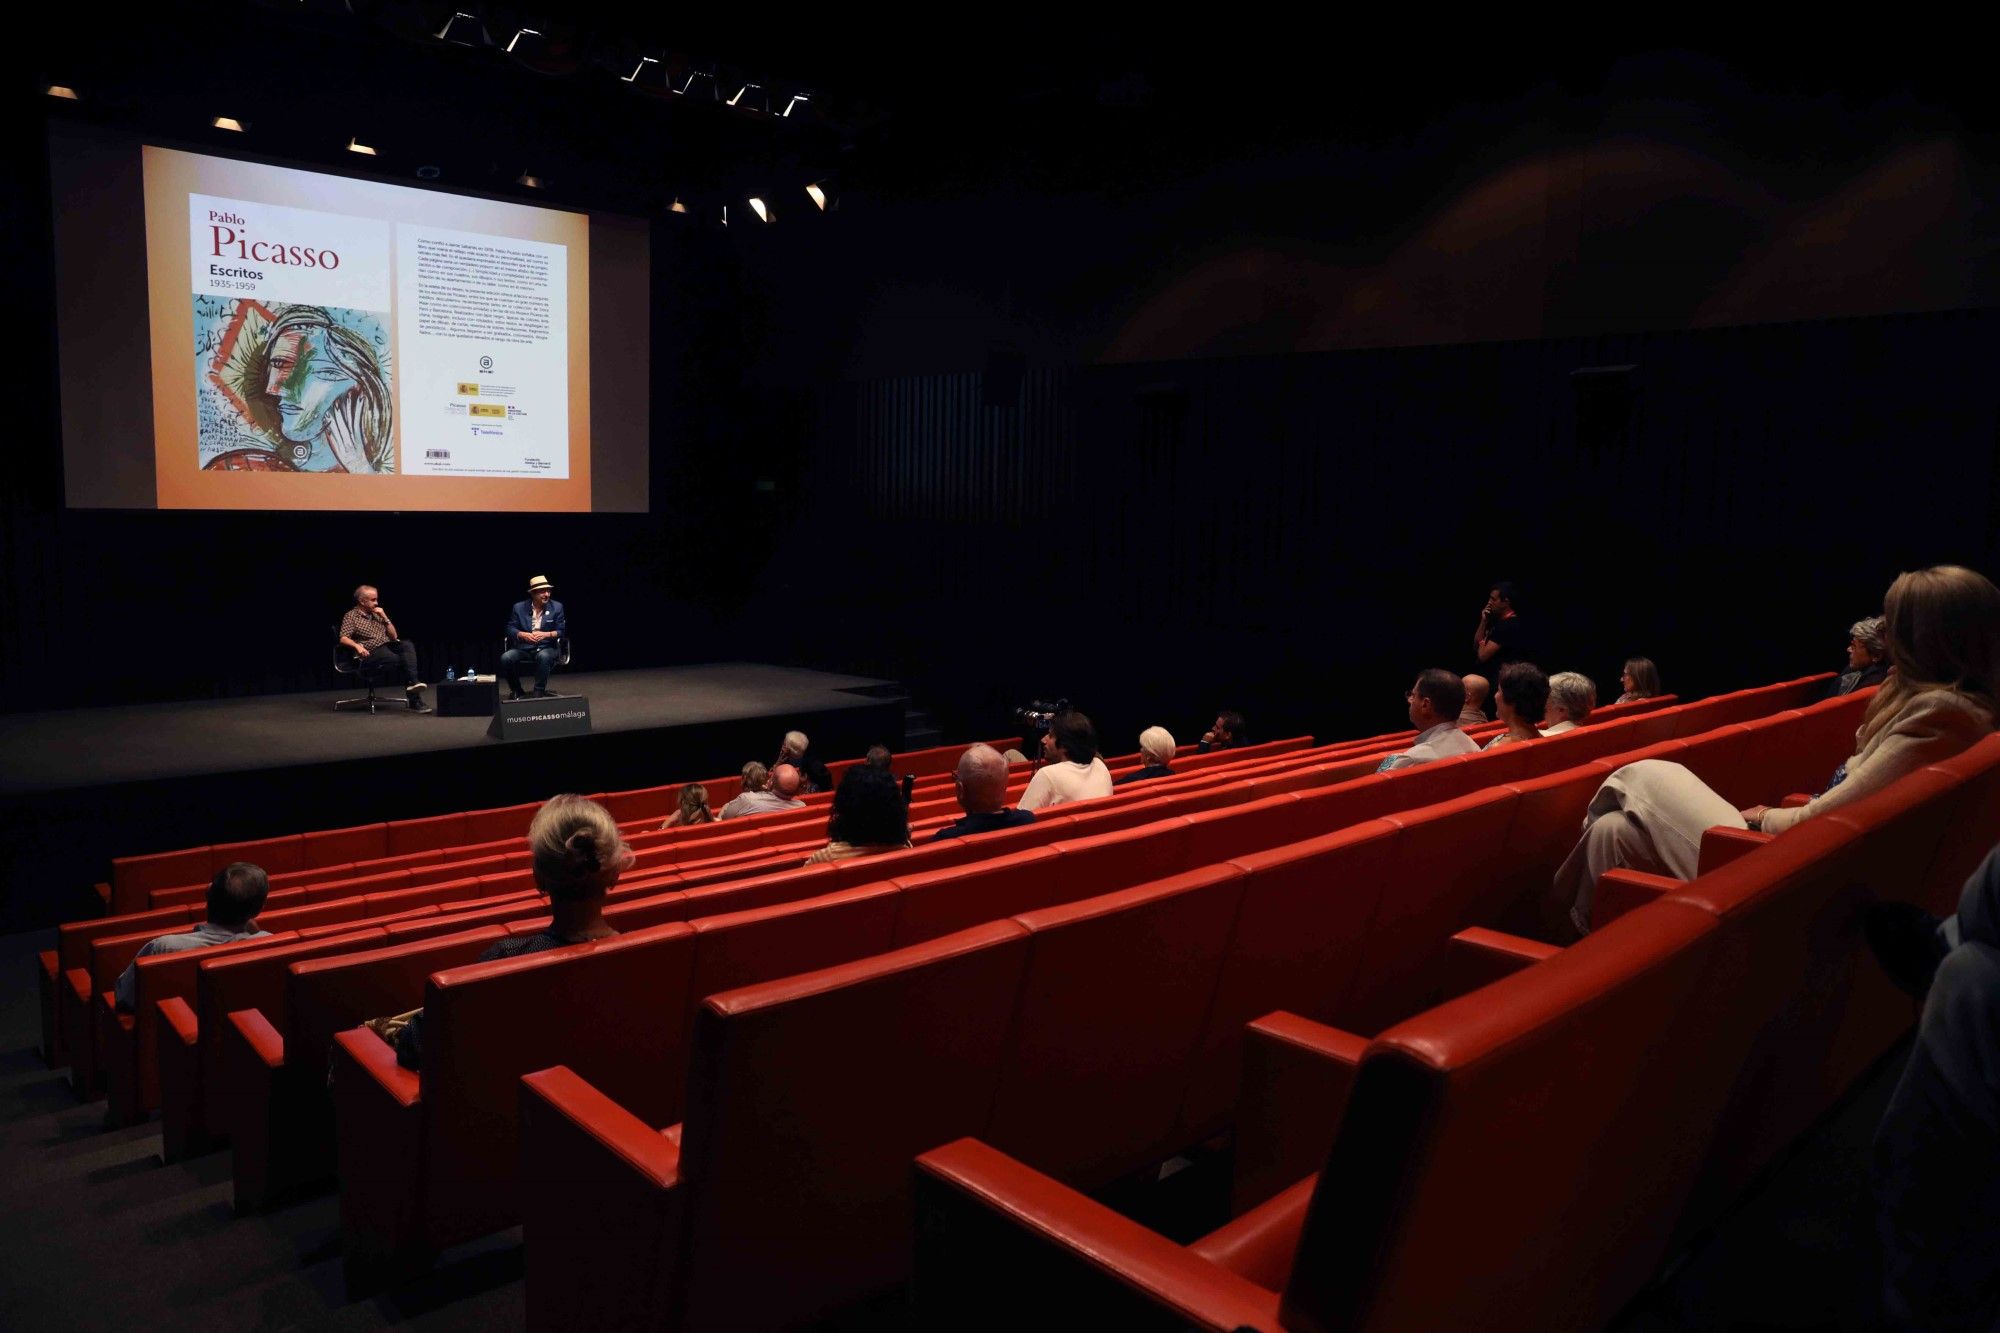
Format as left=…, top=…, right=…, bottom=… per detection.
left=1555, top=565, right=2000, bottom=938
left=805, top=765, right=913, bottom=864
left=659, top=783, right=714, bottom=830
left=383, top=794, right=632, bottom=1069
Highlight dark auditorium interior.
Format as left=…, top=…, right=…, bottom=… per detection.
left=4, top=8, right=2000, bottom=1329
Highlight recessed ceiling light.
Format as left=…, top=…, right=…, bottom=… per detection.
left=212, top=116, right=247, bottom=132
left=45, top=84, right=79, bottom=100
left=348, top=138, right=378, bottom=156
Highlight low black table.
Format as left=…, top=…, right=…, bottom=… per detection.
left=436, top=676, right=499, bottom=717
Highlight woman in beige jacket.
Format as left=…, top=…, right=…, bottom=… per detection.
left=1555, top=565, right=2000, bottom=938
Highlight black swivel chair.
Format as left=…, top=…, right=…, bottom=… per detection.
left=334, top=625, right=406, bottom=713
left=499, top=634, right=572, bottom=697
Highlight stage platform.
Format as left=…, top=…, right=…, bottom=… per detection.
left=0, top=664, right=909, bottom=930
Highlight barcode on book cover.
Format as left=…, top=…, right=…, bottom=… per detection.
left=426, top=449, right=451, bottom=460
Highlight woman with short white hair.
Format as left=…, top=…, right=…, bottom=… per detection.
left=1540, top=672, right=1597, bottom=735
left=1116, top=726, right=1177, bottom=786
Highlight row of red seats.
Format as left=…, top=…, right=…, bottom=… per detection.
left=51, top=690, right=1715, bottom=1124
left=126, top=732, right=1336, bottom=913
left=115, top=735, right=1373, bottom=1163
left=501, top=685, right=1879, bottom=1327
left=98, top=734, right=1029, bottom=912
left=305, top=679, right=1834, bottom=1298
left=909, top=738, right=2000, bottom=1332
left=50, top=735, right=1338, bottom=1091
left=145, top=693, right=1717, bottom=1185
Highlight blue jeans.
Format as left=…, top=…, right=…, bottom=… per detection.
left=500, top=646, right=560, bottom=694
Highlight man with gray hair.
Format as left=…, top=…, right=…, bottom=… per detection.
left=1116, top=727, right=1177, bottom=785
left=1540, top=672, right=1597, bottom=736
left=1832, top=615, right=1891, bottom=697
left=934, top=744, right=1038, bottom=840
left=720, top=762, right=807, bottom=819
left=775, top=730, right=833, bottom=793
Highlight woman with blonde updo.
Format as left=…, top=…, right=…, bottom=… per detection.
left=388, top=795, right=633, bottom=1067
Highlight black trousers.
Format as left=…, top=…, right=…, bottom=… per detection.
left=358, top=639, right=421, bottom=687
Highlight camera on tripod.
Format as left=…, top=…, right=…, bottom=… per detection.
left=1013, top=698, right=1072, bottom=752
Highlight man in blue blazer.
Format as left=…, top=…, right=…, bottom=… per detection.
left=502, top=574, right=567, bottom=699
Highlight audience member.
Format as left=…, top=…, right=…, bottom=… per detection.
left=1198, top=710, right=1248, bottom=753
left=775, top=730, right=833, bottom=793
left=720, top=762, right=805, bottom=819
left=1473, top=581, right=1537, bottom=669
left=1483, top=662, right=1548, bottom=750
left=658, top=783, right=714, bottom=830
left=1540, top=671, right=1596, bottom=735
left=1830, top=616, right=1892, bottom=698
left=389, top=794, right=633, bottom=1068
left=1615, top=657, right=1662, bottom=704
left=1553, top=565, right=2000, bottom=938
left=864, top=745, right=894, bottom=772
left=805, top=766, right=913, bottom=863
left=1020, top=710, right=1115, bottom=809
left=115, top=863, right=270, bottom=1010
left=1115, top=726, right=1176, bottom=785
left=1860, top=842, right=2000, bottom=1330
left=933, top=744, right=1038, bottom=841
left=1457, top=673, right=1492, bottom=729
left=1378, top=670, right=1476, bottom=771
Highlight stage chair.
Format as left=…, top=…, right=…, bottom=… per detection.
left=333, top=624, right=404, bottom=714
left=498, top=633, right=572, bottom=696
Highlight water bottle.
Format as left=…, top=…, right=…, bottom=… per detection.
left=445, top=667, right=457, bottom=682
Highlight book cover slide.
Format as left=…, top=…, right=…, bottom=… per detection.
left=190, top=193, right=394, bottom=473
left=395, top=223, right=569, bottom=479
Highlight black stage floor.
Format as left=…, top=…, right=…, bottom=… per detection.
left=0, top=664, right=907, bottom=929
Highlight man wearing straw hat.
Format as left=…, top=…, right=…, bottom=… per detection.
left=502, top=574, right=568, bottom=700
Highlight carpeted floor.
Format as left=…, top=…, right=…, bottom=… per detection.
left=0, top=911, right=1908, bottom=1331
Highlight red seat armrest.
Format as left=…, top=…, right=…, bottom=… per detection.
left=1779, top=792, right=1812, bottom=808
left=1699, top=825, right=1774, bottom=875
left=914, top=1137, right=1283, bottom=1330
left=1232, top=1010, right=1367, bottom=1214
left=1594, top=868, right=1682, bottom=930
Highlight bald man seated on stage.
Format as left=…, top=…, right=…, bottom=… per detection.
left=934, top=744, right=1038, bottom=841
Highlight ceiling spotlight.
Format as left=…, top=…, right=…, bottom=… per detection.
left=623, top=54, right=657, bottom=82
left=747, top=196, right=772, bottom=223
left=677, top=67, right=717, bottom=99
left=720, top=204, right=728, bottom=227
left=668, top=198, right=689, bottom=215
left=435, top=11, right=490, bottom=46
left=727, top=83, right=768, bottom=113
left=212, top=116, right=247, bottom=132
left=505, top=26, right=541, bottom=54
left=44, top=84, right=80, bottom=100
left=515, top=172, right=544, bottom=189
left=781, top=93, right=811, bottom=118
left=805, top=180, right=835, bottom=211
left=348, top=137, right=378, bottom=156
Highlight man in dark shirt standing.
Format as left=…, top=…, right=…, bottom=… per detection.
left=339, top=583, right=429, bottom=712
left=933, top=744, right=1036, bottom=841
left=1474, top=581, right=1537, bottom=673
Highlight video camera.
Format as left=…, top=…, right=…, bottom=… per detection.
left=1013, top=698, right=1072, bottom=751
